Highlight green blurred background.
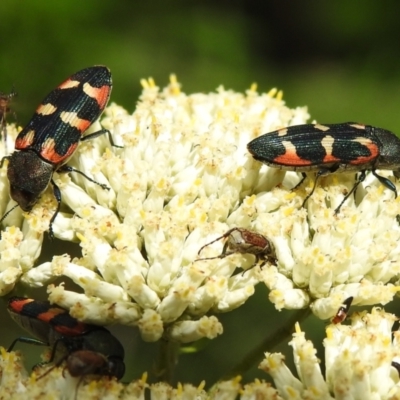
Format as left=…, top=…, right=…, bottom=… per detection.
left=2, top=0, right=400, bottom=389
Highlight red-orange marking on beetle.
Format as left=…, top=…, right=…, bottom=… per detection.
left=9, top=298, right=34, bottom=314
left=15, top=130, right=35, bottom=149
left=53, top=322, right=88, bottom=336
left=58, top=79, right=80, bottom=90
left=41, top=138, right=78, bottom=164
left=37, top=307, right=65, bottom=324
left=274, top=152, right=312, bottom=166
left=83, top=83, right=110, bottom=109
left=350, top=140, right=379, bottom=165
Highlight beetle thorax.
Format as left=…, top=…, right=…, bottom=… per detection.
left=374, top=129, right=400, bottom=170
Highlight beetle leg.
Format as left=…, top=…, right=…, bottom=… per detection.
left=301, top=168, right=330, bottom=207
left=372, top=170, right=398, bottom=198
left=334, top=170, right=366, bottom=214
left=57, top=165, right=110, bottom=191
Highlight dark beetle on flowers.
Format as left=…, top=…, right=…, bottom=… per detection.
left=7, top=297, right=125, bottom=380
left=247, top=122, right=400, bottom=212
left=0, top=66, right=112, bottom=238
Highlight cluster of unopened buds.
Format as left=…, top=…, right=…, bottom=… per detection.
left=1, top=66, right=400, bottom=399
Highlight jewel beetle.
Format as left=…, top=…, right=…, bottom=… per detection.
left=0, top=66, right=112, bottom=238
left=7, top=297, right=125, bottom=380
left=247, top=122, right=400, bottom=212
left=197, top=227, right=277, bottom=267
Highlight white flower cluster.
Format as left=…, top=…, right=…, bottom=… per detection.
left=262, top=308, right=400, bottom=399
left=1, top=75, right=400, bottom=345
left=2, top=308, right=400, bottom=399
left=0, top=348, right=278, bottom=400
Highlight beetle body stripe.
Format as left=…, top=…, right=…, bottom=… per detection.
left=8, top=297, right=91, bottom=336
left=247, top=123, right=388, bottom=172
left=15, top=66, right=112, bottom=166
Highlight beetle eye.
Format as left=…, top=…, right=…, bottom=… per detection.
left=108, top=357, right=125, bottom=379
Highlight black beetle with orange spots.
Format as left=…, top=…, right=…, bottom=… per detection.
left=7, top=297, right=125, bottom=380
left=247, top=123, right=400, bottom=212
left=0, top=66, right=112, bottom=238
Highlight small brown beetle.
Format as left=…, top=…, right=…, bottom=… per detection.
left=197, top=227, right=277, bottom=267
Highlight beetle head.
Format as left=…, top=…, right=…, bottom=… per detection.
left=7, top=151, right=54, bottom=211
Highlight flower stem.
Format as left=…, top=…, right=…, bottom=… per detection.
left=154, top=337, right=181, bottom=384
left=218, top=308, right=311, bottom=382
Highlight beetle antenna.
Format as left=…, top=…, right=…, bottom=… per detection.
left=0, top=203, right=19, bottom=235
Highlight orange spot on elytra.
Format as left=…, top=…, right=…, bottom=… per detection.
left=15, top=130, right=35, bottom=149
left=351, top=156, right=375, bottom=165
left=38, top=307, right=88, bottom=336
left=37, top=307, right=65, bottom=323
left=323, top=154, right=340, bottom=163
left=58, top=78, right=80, bottom=90
left=83, top=83, right=110, bottom=109
left=60, top=111, right=92, bottom=132
left=54, top=321, right=88, bottom=336
left=9, top=298, right=34, bottom=313
left=76, top=119, right=91, bottom=131
left=41, top=138, right=78, bottom=164
left=274, top=151, right=312, bottom=166
left=366, top=142, right=379, bottom=158
left=350, top=142, right=379, bottom=165
left=36, top=103, right=57, bottom=116
left=272, top=140, right=312, bottom=166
